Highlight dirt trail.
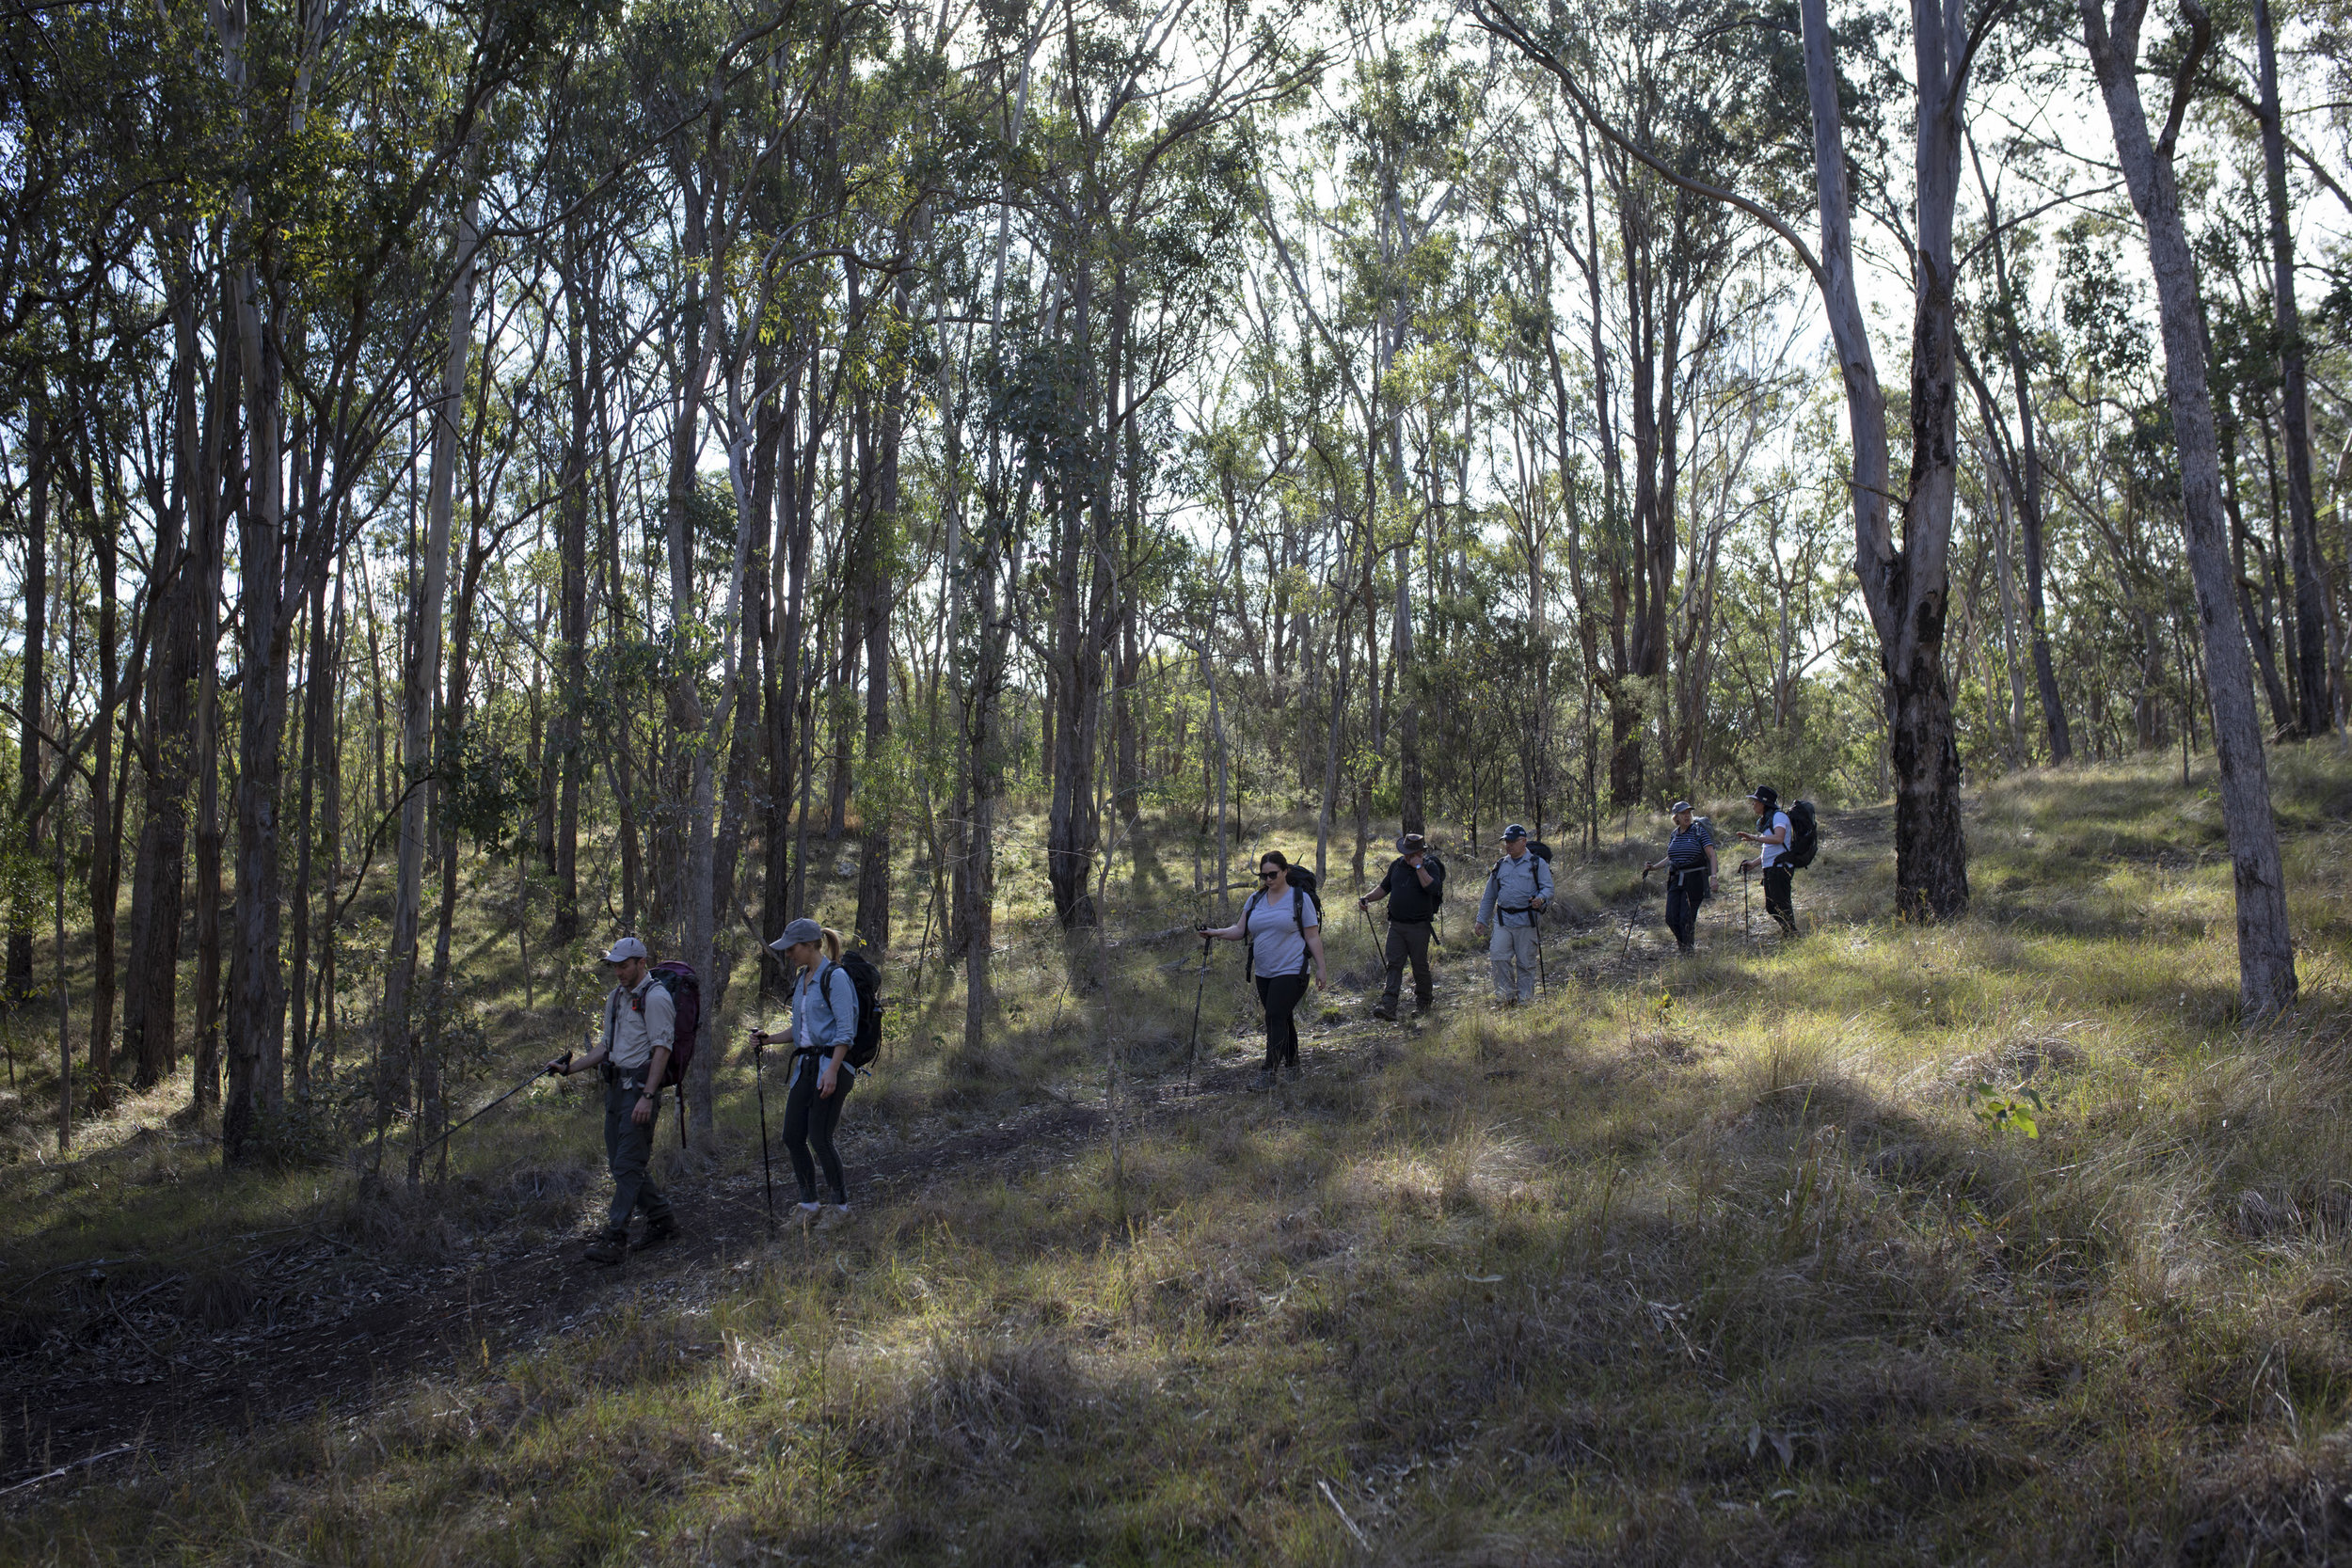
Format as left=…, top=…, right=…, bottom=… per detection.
left=0, top=815, right=1872, bottom=1499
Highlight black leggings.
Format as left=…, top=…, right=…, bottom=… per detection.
left=1256, top=972, right=1309, bottom=1070
left=783, top=1053, right=855, bottom=1204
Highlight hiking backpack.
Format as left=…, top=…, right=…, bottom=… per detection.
left=830, top=950, right=886, bottom=1068
left=610, top=962, right=699, bottom=1090
left=1423, top=853, right=1447, bottom=909
left=1786, top=800, right=1820, bottom=869
left=1241, top=867, right=1323, bottom=984
left=1528, top=840, right=1553, bottom=864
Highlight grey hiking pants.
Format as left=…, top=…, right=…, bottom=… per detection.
left=1488, top=923, right=1539, bottom=1002
left=603, top=1075, right=675, bottom=1234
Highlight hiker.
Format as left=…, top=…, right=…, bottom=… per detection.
left=748, top=918, right=861, bottom=1228
left=1645, top=800, right=1719, bottom=954
left=1200, top=851, right=1327, bottom=1089
left=548, top=935, right=679, bottom=1264
left=1358, top=831, right=1445, bottom=1020
left=1736, top=784, right=1799, bottom=937
left=1474, top=824, right=1552, bottom=1005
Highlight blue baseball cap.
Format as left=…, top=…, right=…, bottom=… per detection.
left=1502, top=824, right=1528, bottom=841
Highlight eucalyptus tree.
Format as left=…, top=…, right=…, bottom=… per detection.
left=2078, top=0, right=2298, bottom=1017
left=1478, top=0, right=1984, bottom=919
left=1019, top=0, right=1312, bottom=928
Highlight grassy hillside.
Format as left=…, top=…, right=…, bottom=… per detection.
left=7, top=752, right=2352, bottom=1564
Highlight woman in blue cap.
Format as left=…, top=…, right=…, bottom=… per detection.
left=1645, top=801, right=1719, bottom=954
left=750, top=918, right=860, bottom=1227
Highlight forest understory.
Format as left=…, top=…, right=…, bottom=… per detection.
left=0, top=752, right=2343, bottom=1564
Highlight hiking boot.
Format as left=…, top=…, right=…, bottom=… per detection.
left=1371, top=1003, right=1398, bottom=1022
left=583, top=1228, right=628, bottom=1266
left=631, top=1216, right=679, bottom=1251
left=1413, top=1001, right=1432, bottom=1017
left=816, top=1204, right=852, bottom=1232
left=1281, top=1059, right=1300, bottom=1083
left=1251, top=1069, right=1276, bottom=1092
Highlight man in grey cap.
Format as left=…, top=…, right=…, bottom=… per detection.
left=1645, top=801, right=1719, bottom=954
left=1358, top=832, right=1446, bottom=1021
left=1474, top=825, right=1552, bottom=1005
left=547, top=935, right=678, bottom=1263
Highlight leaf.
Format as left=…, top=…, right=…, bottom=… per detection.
left=1746, top=1421, right=1761, bottom=1458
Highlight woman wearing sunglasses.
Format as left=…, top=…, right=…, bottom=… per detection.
left=1199, top=851, right=1327, bottom=1089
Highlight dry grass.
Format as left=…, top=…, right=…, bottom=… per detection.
left=8, top=754, right=2352, bottom=1563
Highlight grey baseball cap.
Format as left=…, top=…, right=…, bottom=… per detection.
left=598, top=935, right=648, bottom=964
left=1670, top=800, right=1693, bottom=816
left=769, top=917, right=824, bottom=952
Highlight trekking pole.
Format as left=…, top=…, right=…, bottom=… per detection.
left=1622, top=867, right=1650, bottom=960
left=1184, top=931, right=1213, bottom=1096
left=1741, top=863, right=1752, bottom=945
left=748, top=1028, right=774, bottom=1228
left=423, top=1052, right=570, bottom=1153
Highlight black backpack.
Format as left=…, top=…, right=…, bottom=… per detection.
left=1423, top=853, right=1447, bottom=909
left=1786, top=801, right=1820, bottom=869
left=829, top=951, right=886, bottom=1068
left=1528, top=840, right=1553, bottom=864
left=1242, top=867, right=1323, bottom=983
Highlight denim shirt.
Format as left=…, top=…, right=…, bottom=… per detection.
left=791, top=960, right=859, bottom=1066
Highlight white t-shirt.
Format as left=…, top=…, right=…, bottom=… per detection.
left=1756, top=810, right=1793, bottom=868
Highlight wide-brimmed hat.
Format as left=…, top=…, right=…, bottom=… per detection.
left=598, top=935, right=648, bottom=964
left=1396, top=832, right=1427, bottom=853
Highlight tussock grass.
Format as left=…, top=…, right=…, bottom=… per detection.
left=10, top=756, right=2352, bottom=1562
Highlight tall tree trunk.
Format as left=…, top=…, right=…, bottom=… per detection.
left=383, top=176, right=480, bottom=1180
left=2251, top=0, right=2333, bottom=736
left=1798, top=0, right=1970, bottom=917
left=764, top=360, right=815, bottom=950
left=82, top=446, right=122, bottom=1098
left=11, top=400, right=47, bottom=1006
left=551, top=218, right=592, bottom=945
left=660, top=161, right=721, bottom=1149
left=126, top=289, right=208, bottom=1089
left=222, top=234, right=290, bottom=1164
left=2079, top=0, right=2297, bottom=1018
left=1971, top=147, right=2074, bottom=764
left=288, top=551, right=330, bottom=1097
left=852, top=356, right=900, bottom=952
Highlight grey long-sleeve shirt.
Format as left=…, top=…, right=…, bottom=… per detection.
left=1478, top=851, right=1553, bottom=927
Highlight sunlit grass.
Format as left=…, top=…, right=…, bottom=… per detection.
left=9, top=751, right=2352, bottom=1562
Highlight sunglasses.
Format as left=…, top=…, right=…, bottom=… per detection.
left=1258, top=869, right=1279, bottom=879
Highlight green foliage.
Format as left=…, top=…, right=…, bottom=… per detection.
left=1967, top=1082, right=2045, bottom=1139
